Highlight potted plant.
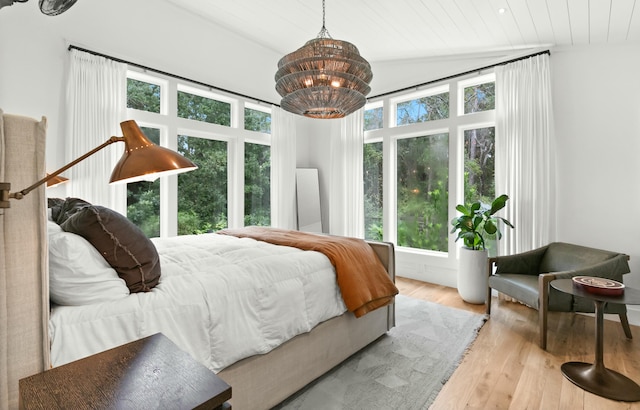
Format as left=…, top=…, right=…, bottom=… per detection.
left=450, top=194, right=514, bottom=303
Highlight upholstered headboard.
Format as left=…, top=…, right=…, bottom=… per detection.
left=0, top=110, right=49, bottom=409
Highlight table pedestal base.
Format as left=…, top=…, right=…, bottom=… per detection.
left=561, top=362, right=640, bottom=402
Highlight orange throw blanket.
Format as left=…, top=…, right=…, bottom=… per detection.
left=217, top=227, right=398, bottom=318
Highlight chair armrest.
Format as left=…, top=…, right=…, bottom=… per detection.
left=538, top=271, right=573, bottom=298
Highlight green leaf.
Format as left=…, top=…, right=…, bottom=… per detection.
left=456, top=204, right=470, bottom=215
left=490, top=194, right=509, bottom=214
left=484, top=219, right=497, bottom=234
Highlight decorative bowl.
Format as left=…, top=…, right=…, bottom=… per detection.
left=572, top=276, right=625, bottom=296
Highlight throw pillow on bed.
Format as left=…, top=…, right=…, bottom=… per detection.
left=58, top=199, right=161, bottom=293
left=49, top=230, right=130, bottom=305
left=49, top=197, right=91, bottom=224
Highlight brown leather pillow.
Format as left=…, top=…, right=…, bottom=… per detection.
left=60, top=204, right=161, bottom=293
left=49, top=197, right=91, bottom=224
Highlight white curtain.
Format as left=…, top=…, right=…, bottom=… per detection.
left=65, top=49, right=127, bottom=214
left=270, top=106, right=297, bottom=229
left=328, top=108, right=365, bottom=237
left=495, top=54, right=556, bottom=255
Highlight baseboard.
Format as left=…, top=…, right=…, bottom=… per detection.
left=626, top=305, right=640, bottom=327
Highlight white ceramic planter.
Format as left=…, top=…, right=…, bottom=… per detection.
left=457, top=247, right=489, bottom=304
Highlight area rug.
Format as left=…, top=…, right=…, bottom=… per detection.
left=273, top=295, right=487, bottom=410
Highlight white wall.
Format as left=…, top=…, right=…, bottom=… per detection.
left=551, top=44, right=640, bottom=323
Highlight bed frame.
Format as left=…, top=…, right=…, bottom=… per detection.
left=218, top=241, right=395, bottom=410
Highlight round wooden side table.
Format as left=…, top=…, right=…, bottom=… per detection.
left=551, top=278, right=640, bottom=402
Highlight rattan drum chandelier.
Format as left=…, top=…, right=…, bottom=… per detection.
left=275, top=0, right=373, bottom=119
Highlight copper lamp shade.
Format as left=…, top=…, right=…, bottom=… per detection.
left=46, top=174, right=68, bottom=187
left=110, top=120, right=197, bottom=184
left=275, top=0, right=372, bottom=119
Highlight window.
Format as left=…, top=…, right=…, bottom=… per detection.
left=127, top=126, right=161, bottom=237
left=364, top=102, right=383, bottom=131
left=125, top=69, right=271, bottom=237
left=396, top=88, right=449, bottom=126
left=177, top=88, right=231, bottom=126
left=464, top=126, right=496, bottom=204
left=364, top=141, right=383, bottom=240
left=363, top=73, right=496, bottom=268
left=245, top=106, right=271, bottom=134
left=464, top=126, right=497, bottom=255
left=396, top=133, right=449, bottom=251
left=463, top=81, right=495, bottom=114
left=244, top=142, right=270, bottom=226
left=177, top=135, right=228, bottom=234
left=127, top=78, right=161, bottom=113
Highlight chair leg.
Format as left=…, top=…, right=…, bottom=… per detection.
left=486, top=258, right=494, bottom=315
left=539, top=306, right=547, bottom=350
left=620, top=313, right=633, bottom=339
left=538, top=275, right=554, bottom=350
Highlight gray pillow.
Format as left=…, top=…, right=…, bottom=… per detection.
left=60, top=202, right=161, bottom=293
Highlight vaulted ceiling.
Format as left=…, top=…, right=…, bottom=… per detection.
left=164, top=0, right=639, bottom=63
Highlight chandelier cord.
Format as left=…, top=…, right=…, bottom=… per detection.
left=317, top=0, right=332, bottom=39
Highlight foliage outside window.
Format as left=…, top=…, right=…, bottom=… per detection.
left=177, top=135, right=228, bottom=235
left=396, top=133, right=449, bottom=251
left=177, top=91, right=231, bottom=126
left=464, top=126, right=497, bottom=254
left=464, top=127, right=495, bottom=204
left=244, top=108, right=271, bottom=134
left=127, top=78, right=161, bottom=113
left=364, top=142, right=383, bottom=240
left=245, top=143, right=270, bottom=226
left=127, top=127, right=160, bottom=237
left=464, top=82, right=495, bottom=114
left=125, top=71, right=272, bottom=237
left=396, top=92, right=449, bottom=126
left=364, top=106, right=383, bottom=131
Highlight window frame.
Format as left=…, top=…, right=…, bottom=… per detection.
left=125, top=68, right=272, bottom=237
left=364, top=72, right=496, bottom=278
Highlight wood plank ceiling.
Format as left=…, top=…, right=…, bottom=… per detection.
left=163, top=0, right=639, bottom=62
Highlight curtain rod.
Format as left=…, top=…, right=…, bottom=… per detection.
left=67, top=45, right=280, bottom=107
left=69, top=45, right=550, bottom=108
left=367, top=49, right=551, bottom=100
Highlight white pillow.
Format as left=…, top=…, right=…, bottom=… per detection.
left=49, top=231, right=130, bottom=305
left=47, top=219, right=63, bottom=235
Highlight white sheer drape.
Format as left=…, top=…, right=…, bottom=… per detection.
left=495, top=54, right=556, bottom=255
left=270, top=106, right=297, bottom=229
left=328, top=108, right=365, bottom=237
left=65, top=49, right=127, bottom=214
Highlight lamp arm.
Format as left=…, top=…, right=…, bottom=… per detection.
left=5, top=136, right=124, bottom=201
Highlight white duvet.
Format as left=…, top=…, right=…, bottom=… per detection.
left=49, top=233, right=347, bottom=372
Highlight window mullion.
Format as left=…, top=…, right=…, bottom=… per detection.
left=162, top=79, right=179, bottom=237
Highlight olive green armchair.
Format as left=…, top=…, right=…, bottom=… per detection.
left=486, top=242, right=632, bottom=349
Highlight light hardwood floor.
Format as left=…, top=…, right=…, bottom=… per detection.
left=395, top=276, right=640, bottom=410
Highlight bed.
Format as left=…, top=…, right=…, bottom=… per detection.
left=1, top=111, right=397, bottom=409
left=45, top=197, right=398, bottom=409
